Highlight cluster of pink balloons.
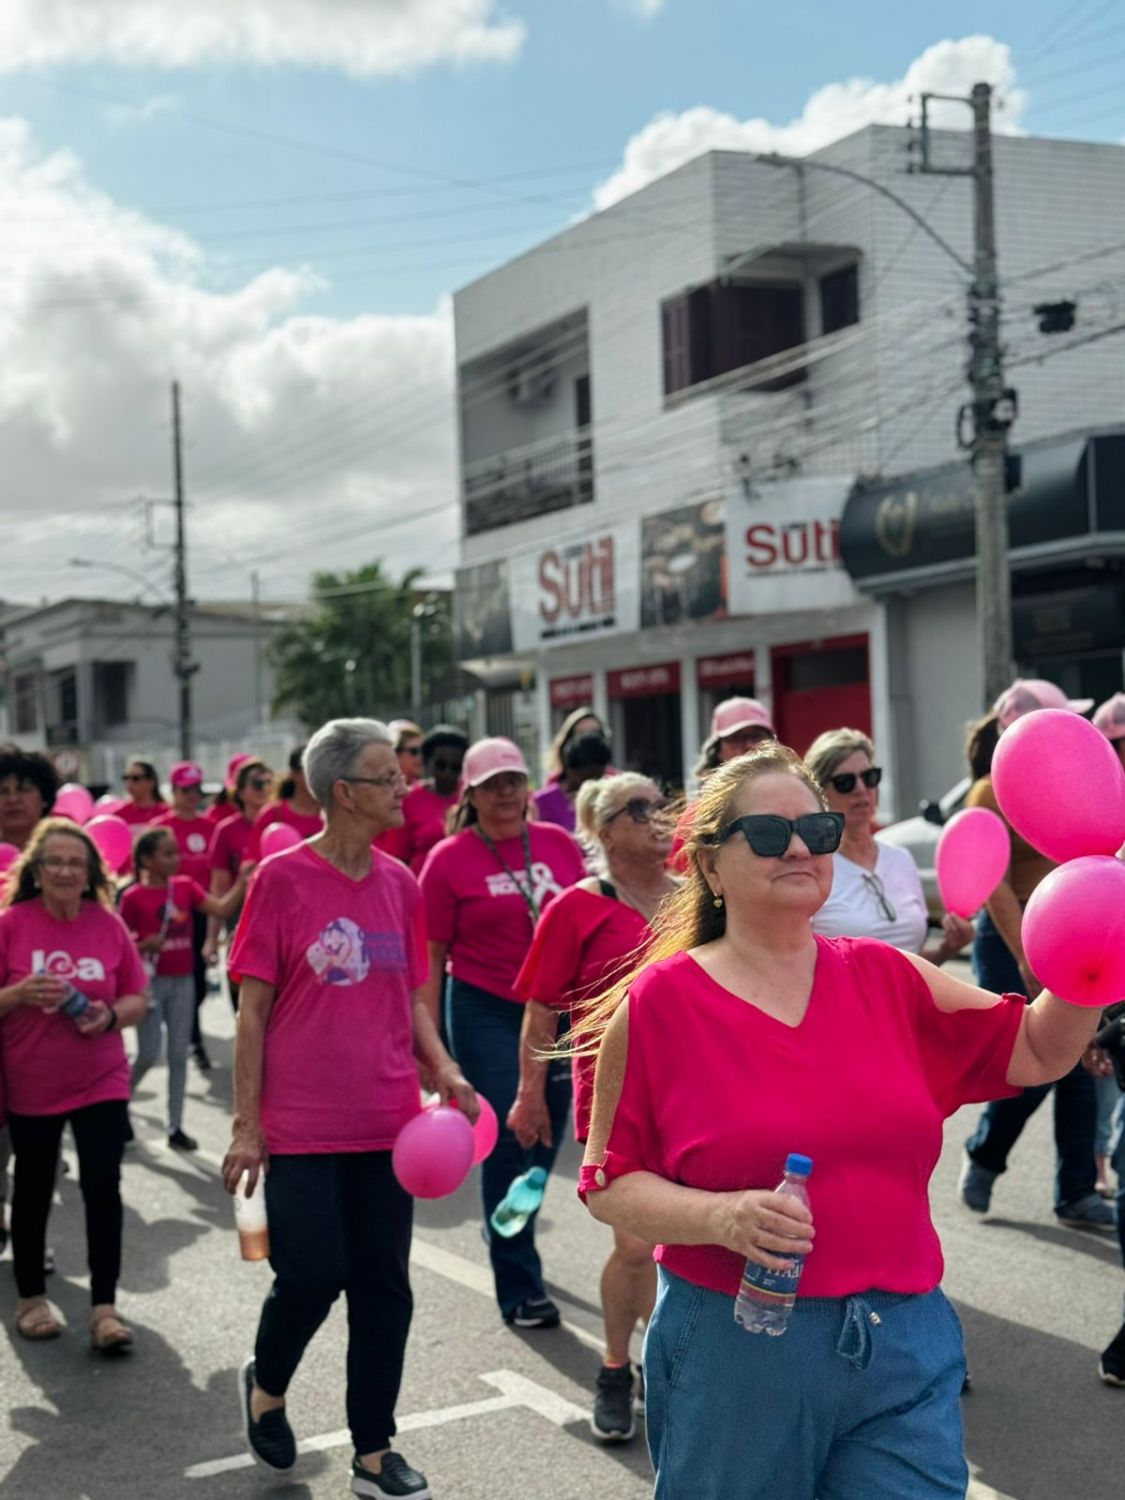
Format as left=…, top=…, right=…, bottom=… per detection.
left=260, top=822, right=302, bottom=857
left=50, top=781, right=134, bottom=873
left=993, top=709, right=1125, bottom=1008
left=392, top=1096, right=499, bottom=1199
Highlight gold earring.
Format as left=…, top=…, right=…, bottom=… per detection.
left=713, top=893, right=724, bottom=909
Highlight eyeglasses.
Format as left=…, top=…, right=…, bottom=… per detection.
left=341, top=773, right=406, bottom=790
left=829, top=767, right=882, bottom=795
left=247, top=776, right=272, bottom=791
left=862, top=872, right=897, bottom=922
left=123, top=774, right=147, bottom=783
left=605, top=798, right=670, bottom=825
left=710, top=812, right=844, bottom=857
left=401, top=746, right=423, bottom=758
left=40, top=857, right=89, bottom=874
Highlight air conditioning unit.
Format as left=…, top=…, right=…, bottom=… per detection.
left=508, top=362, right=557, bottom=407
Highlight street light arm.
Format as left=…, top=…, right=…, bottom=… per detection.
left=753, top=152, right=974, bottom=276
left=68, top=556, right=172, bottom=606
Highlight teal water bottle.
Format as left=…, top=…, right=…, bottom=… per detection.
left=491, top=1166, right=548, bottom=1238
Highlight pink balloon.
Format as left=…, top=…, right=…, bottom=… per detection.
left=54, top=783, right=95, bottom=825
left=261, top=822, right=302, bottom=856
left=428, top=1093, right=498, bottom=1164
left=0, top=843, right=20, bottom=874
left=935, top=807, right=1010, bottom=918
left=94, top=794, right=127, bottom=817
left=1023, top=856, right=1125, bottom=1007
left=86, top=815, right=133, bottom=874
left=392, top=1106, right=474, bottom=1199
left=992, top=709, right=1125, bottom=864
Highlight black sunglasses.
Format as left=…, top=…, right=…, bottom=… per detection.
left=711, top=812, right=844, bottom=857
left=247, top=776, right=272, bottom=791
left=605, top=797, right=670, bottom=826
left=829, top=767, right=882, bottom=795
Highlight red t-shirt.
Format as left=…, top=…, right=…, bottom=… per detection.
left=228, top=843, right=428, bottom=1154
left=420, top=824, right=587, bottom=1003
left=582, top=935, right=1024, bottom=1299
left=514, top=885, right=650, bottom=1142
left=210, top=813, right=253, bottom=878
left=153, top=812, right=213, bottom=886
left=117, top=800, right=166, bottom=829
left=399, top=785, right=458, bottom=875
left=0, top=898, right=149, bottom=1115
left=120, top=876, right=207, bottom=978
left=245, top=802, right=325, bottom=865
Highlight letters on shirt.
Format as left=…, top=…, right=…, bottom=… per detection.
left=306, top=917, right=408, bottom=987
left=484, top=862, right=566, bottom=907
left=31, top=949, right=107, bottom=982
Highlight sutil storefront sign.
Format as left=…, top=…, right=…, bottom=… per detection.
left=510, top=526, right=640, bottom=652
left=724, top=477, right=859, bottom=616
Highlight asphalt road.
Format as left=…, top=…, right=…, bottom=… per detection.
left=1, top=975, right=1122, bottom=1500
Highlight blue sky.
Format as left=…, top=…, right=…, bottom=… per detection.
left=0, top=0, right=1122, bottom=601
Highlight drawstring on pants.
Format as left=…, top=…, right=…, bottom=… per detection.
left=835, top=1294, right=881, bottom=1371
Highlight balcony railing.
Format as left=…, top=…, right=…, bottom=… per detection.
left=463, top=428, right=593, bottom=537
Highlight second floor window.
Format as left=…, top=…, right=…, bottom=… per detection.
left=661, top=279, right=807, bottom=398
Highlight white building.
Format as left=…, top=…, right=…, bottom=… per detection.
left=451, top=123, right=1125, bottom=817
left=0, top=597, right=303, bottom=786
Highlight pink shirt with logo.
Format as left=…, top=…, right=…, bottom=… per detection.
left=120, top=877, right=207, bottom=978
left=420, top=824, right=586, bottom=1002
left=0, top=898, right=149, bottom=1116
left=228, top=844, right=428, bottom=1154
left=582, top=936, right=1025, bottom=1299
left=210, top=813, right=253, bottom=878
left=153, top=812, right=213, bottom=886
left=245, top=802, right=325, bottom=866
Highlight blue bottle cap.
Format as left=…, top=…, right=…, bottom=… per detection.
left=785, top=1153, right=813, bottom=1177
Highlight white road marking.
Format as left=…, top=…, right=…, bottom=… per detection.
left=185, top=1372, right=583, bottom=1479
left=968, top=1466, right=1019, bottom=1500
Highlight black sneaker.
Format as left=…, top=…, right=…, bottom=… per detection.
left=351, top=1452, right=431, bottom=1498
left=239, top=1357, right=296, bottom=1472
left=168, top=1129, right=198, bottom=1152
left=192, top=1043, right=213, bottom=1073
left=504, top=1295, right=560, bottom=1329
left=1099, top=1321, right=1125, bottom=1387
left=592, top=1362, right=636, bottom=1442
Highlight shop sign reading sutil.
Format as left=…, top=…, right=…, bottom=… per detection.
left=725, top=477, right=862, bottom=616
left=510, top=525, right=640, bottom=652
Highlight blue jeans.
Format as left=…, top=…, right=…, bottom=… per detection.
left=446, top=978, right=572, bottom=1317
left=644, top=1269, right=967, bottom=1499
left=965, top=910, right=1097, bottom=1211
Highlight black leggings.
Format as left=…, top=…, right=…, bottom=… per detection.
left=256, top=1151, right=414, bottom=1453
left=8, top=1099, right=128, bottom=1305
left=191, top=908, right=208, bottom=1046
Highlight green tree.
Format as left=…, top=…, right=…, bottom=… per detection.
left=270, top=562, right=453, bottom=728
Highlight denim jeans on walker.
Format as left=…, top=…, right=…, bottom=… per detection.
left=643, top=1269, right=968, bottom=1500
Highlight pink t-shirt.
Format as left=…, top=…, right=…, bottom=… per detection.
left=399, top=785, right=457, bottom=875
left=120, top=876, right=207, bottom=978
left=421, top=824, right=586, bottom=1002
left=245, top=802, right=325, bottom=865
left=153, top=812, right=213, bottom=886
left=582, top=935, right=1024, bottom=1299
left=0, top=898, right=149, bottom=1116
left=117, top=800, right=166, bottom=829
left=514, top=886, right=650, bottom=1142
left=228, top=843, right=428, bottom=1154
left=210, top=813, right=253, bottom=878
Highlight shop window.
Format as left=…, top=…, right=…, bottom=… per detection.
left=661, top=280, right=806, bottom=397
left=820, top=264, right=860, bottom=335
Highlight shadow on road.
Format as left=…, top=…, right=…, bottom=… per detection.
left=981, top=1218, right=1121, bottom=1267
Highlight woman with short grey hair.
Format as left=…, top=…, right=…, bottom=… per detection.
left=223, top=716, right=478, bottom=1498
left=805, top=728, right=971, bottom=964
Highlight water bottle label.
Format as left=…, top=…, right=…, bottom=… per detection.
left=742, top=1256, right=804, bottom=1299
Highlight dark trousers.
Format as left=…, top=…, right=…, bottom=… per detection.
left=446, top=977, right=572, bottom=1317
left=190, top=909, right=208, bottom=1047
left=255, top=1152, right=414, bottom=1454
left=8, top=1100, right=127, bottom=1305
left=965, top=909, right=1097, bottom=1210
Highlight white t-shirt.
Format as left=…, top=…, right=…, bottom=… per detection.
left=811, top=840, right=929, bottom=954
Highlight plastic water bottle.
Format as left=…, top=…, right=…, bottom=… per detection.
left=490, top=1166, right=547, bottom=1238
left=59, top=983, right=91, bottom=1022
left=233, top=1171, right=270, bottom=1262
left=734, top=1153, right=813, bottom=1336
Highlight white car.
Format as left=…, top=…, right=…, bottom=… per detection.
left=878, top=778, right=972, bottom=920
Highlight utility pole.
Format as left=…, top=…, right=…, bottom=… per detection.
left=916, top=83, right=1016, bottom=707
left=171, top=381, right=194, bottom=758
left=251, top=569, right=263, bottom=728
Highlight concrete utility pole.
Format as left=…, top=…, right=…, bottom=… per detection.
left=171, top=381, right=195, bottom=758
left=916, top=83, right=1015, bottom=707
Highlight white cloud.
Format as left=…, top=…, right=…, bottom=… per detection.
left=615, top=0, right=666, bottom=17
left=0, top=0, right=525, bottom=79
left=0, top=118, right=458, bottom=602
left=594, top=35, right=1027, bottom=207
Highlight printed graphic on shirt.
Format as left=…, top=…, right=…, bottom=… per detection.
left=186, top=832, right=209, bottom=854
left=484, top=862, right=567, bottom=906
left=31, top=949, right=107, bottom=982
left=305, top=917, right=408, bottom=986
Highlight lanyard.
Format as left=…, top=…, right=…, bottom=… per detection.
left=475, top=826, right=541, bottom=925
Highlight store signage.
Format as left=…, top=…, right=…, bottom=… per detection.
left=607, top=662, right=681, bottom=699
left=549, top=675, right=594, bottom=709
left=725, top=478, right=859, bottom=616
left=697, top=653, right=756, bottom=690
left=511, top=525, right=639, bottom=652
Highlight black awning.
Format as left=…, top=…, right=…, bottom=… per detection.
left=840, top=430, right=1125, bottom=590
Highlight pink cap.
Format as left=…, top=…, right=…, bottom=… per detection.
left=169, top=761, right=204, bottom=788
left=226, top=752, right=255, bottom=784
left=993, top=678, right=1094, bottom=732
left=463, top=737, right=530, bottom=788
left=710, top=696, right=774, bottom=741
left=1094, top=693, right=1125, bottom=742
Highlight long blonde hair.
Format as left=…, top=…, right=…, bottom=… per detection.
left=566, top=744, right=825, bottom=1057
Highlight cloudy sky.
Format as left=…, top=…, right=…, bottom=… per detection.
left=0, top=0, right=1121, bottom=606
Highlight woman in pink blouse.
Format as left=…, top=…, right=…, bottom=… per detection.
left=580, top=744, right=1100, bottom=1500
